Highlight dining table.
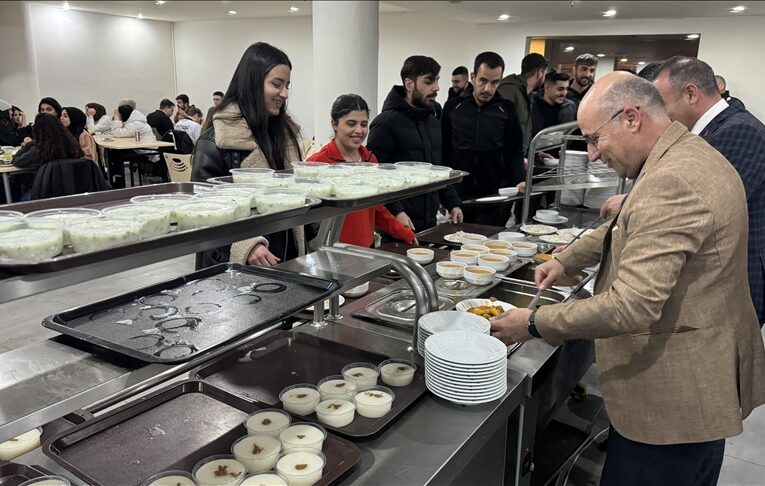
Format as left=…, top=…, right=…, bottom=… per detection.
left=94, top=136, right=176, bottom=182
left=0, top=163, right=35, bottom=204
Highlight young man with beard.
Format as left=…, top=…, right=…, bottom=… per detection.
left=498, top=53, right=549, bottom=153
left=566, top=53, right=598, bottom=110
left=367, top=55, right=463, bottom=234
left=530, top=70, right=577, bottom=141
left=441, top=52, right=524, bottom=225
left=448, top=66, right=472, bottom=100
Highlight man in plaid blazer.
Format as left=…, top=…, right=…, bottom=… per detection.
left=652, top=56, right=765, bottom=324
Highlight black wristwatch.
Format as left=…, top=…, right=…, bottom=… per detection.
left=527, top=310, right=541, bottom=338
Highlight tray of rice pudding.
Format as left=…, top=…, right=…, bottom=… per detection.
left=0, top=182, right=320, bottom=274
left=42, top=264, right=340, bottom=364
left=191, top=330, right=426, bottom=438
left=205, top=162, right=467, bottom=208
left=42, top=380, right=360, bottom=486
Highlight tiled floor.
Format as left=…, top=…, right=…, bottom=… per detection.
left=0, top=261, right=763, bottom=485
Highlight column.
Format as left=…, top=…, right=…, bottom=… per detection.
left=312, top=1, right=379, bottom=145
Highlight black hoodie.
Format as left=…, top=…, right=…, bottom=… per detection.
left=367, top=86, right=461, bottom=232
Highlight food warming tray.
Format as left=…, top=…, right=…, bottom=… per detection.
left=1, top=182, right=321, bottom=274
left=208, top=169, right=468, bottom=208
left=416, top=222, right=507, bottom=247
left=191, top=330, right=427, bottom=438
left=0, top=461, right=63, bottom=486
left=42, top=264, right=339, bottom=364
left=42, top=380, right=360, bottom=486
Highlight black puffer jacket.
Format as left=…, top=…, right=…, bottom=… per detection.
left=367, top=86, right=461, bottom=232
left=441, top=88, right=524, bottom=200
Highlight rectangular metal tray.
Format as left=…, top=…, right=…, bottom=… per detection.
left=42, top=263, right=339, bottom=364
left=42, top=380, right=360, bottom=486
left=191, top=330, right=427, bottom=438
left=210, top=169, right=466, bottom=208
left=1, top=182, right=321, bottom=274
left=416, top=222, right=506, bottom=247
left=0, top=461, right=60, bottom=486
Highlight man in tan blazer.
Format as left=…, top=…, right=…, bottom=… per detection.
left=490, top=72, right=765, bottom=486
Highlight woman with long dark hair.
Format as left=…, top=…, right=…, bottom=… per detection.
left=85, top=102, right=111, bottom=133
left=308, top=94, right=416, bottom=247
left=61, top=107, right=98, bottom=164
left=11, top=113, right=81, bottom=170
left=38, top=97, right=62, bottom=118
left=192, top=42, right=304, bottom=268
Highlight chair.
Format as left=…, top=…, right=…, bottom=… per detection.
left=31, top=158, right=109, bottom=200
left=163, top=153, right=192, bottom=182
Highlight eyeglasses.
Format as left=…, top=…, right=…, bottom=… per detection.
left=582, top=107, right=636, bottom=147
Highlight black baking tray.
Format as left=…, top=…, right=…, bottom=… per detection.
left=42, top=380, right=360, bottom=486
left=207, top=169, right=467, bottom=208
left=42, top=263, right=339, bottom=364
left=191, top=330, right=427, bottom=438
left=416, top=222, right=506, bottom=247
left=1, top=182, right=321, bottom=274
left=0, top=461, right=60, bottom=486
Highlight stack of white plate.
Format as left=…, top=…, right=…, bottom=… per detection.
left=424, top=330, right=508, bottom=406
left=417, top=311, right=490, bottom=357
left=560, top=150, right=589, bottom=206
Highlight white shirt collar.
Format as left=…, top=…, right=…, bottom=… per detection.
left=691, top=98, right=728, bottom=135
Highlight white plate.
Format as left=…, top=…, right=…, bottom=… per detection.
left=426, top=367, right=507, bottom=385
left=444, top=233, right=463, bottom=243
left=558, top=227, right=595, bottom=238
left=426, top=372, right=506, bottom=390
left=425, top=331, right=508, bottom=365
left=538, top=234, right=574, bottom=245
left=475, top=195, right=509, bottom=203
left=418, top=310, right=490, bottom=335
left=455, top=299, right=515, bottom=314
left=305, top=295, right=345, bottom=312
left=428, top=384, right=507, bottom=405
left=426, top=355, right=508, bottom=373
left=533, top=215, right=569, bottom=225
left=519, top=224, right=558, bottom=236
left=426, top=380, right=507, bottom=397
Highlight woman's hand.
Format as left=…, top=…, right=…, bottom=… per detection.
left=396, top=212, right=415, bottom=232
left=86, top=107, right=96, bottom=117
left=22, top=137, right=32, bottom=146
left=448, top=207, right=464, bottom=224
left=247, top=243, right=281, bottom=267
left=113, top=109, right=120, bottom=121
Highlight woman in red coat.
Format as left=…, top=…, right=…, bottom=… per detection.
left=308, top=94, right=416, bottom=247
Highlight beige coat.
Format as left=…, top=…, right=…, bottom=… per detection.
left=210, top=103, right=306, bottom=264
left=537, top=122, right=765, bottom=445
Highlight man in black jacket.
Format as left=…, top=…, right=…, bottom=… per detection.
left=441, top=52, right=524, bottom=225
left=530, top=70, right=577, bottom=143
left=146, top=99, right=175, bottom=139
left=367, top=55, right=463, bottom=233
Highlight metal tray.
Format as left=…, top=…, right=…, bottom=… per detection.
left=208, top=170, right=467, bottom=208
left=42, top=264, right=339, bottom=364
left=191, top=330, right=428, bottom=438
left=416, top=222, right=506, bottom=247
left=1, top=182, right=321, bottom=274
left=42, top=380, right=360, bottom=486
left=0, top=461, right=60, bottom=486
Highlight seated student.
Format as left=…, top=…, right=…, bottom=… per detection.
left=11, top=113, right=82, bottom=198
left=38, top=97, right=62, bottom=118
left=61, top=107, right=98, bottom=164
left=146, top=99, right=175, bottom=138
left=109, top=105, right=156, bottom=141
left=308, top=94, right=416, bottom=247
left=85, top=103, right=111, bottom=133
left=174, top=107, right=203, bottom=144
left=0, top=100, right=21, bottom=146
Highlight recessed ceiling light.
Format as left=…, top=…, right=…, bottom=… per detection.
left=497, top=13, right=510, bottom=21
left=602, top=9, right=617, bottom=17
left=596, top=53, right=605, bottom=57
left=288, top=6, right=300, bottom=12
left=62, top=1, right=70, bottom=10
left=686, top=33, right=700, bottom=39
left=155, top=0, right=166, bottom=5
left=564, top=46, right=575, bottom=52
left=227, top=10, right=237, bottom=15
left=137, top=12, right=143, bottom=19
left=619, top=58, right=629, bottom=62
left=730, top=5, right=746, bottom=12
left=638, top=61, right=646, bottom=65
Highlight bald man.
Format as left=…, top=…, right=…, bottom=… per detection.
left=490, top=72, right=765, bottom=486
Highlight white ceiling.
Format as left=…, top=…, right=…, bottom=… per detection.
left=29, top=0, right=765, bottom=23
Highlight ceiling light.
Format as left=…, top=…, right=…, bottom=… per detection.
left=638, top=61, right=646, bottom=65
left=62, top=1, right=70, bottom=10
left=155, top=0, right=166, bottom=4
left=686, top=33, right=700, bottom=39
left=227, top=10, right=237, bottom=15
left=602, top=9, right=617, bottom=17
left=288, top=6, right=300, bottom=12
left=564, top=46, right=575, bottom=52
left=137, top=12, right=143, bottom=19
left=730, top=5, right=746, bottom=12
left=596, top=53, right=605, bottom=57
left=619, top=58, right=628, bottom=62
left=497, top=13, right=510, bottom=21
